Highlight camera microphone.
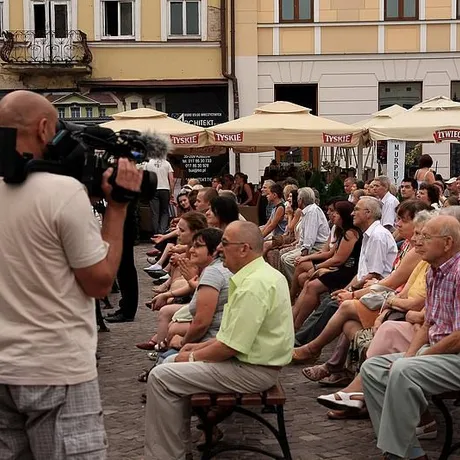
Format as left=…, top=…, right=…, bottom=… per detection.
left=136, top=131, right=172, bottom=161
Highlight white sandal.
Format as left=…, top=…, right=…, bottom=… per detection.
left=317, top=391, right=364, bottom=411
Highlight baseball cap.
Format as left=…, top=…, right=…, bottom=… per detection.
left=446, top=177, right=457, bottom=184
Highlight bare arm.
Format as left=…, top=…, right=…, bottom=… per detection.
left=262, top=206, right=284, bottom=237
left=74, top=161, right=142, bottom=298
left=168, top=172, right=175, bottom=197
left=182, top=286, right=219, bottom=344
left=315, top=230, right=359, bottom=270
left=287, top=208, right=302, bottom=233
left=240, top=184, right=253, bottom=206
left=405, top=321, right=430, bottom=357
left=387, top=294, right=425, bottom=312
left=176, top=339, right=237, bottom=363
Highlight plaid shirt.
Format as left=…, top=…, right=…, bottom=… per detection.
left=426, top=252, right=460, bottom=345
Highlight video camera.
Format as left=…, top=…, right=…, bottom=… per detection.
left=0, top=121, right=172, bottom=202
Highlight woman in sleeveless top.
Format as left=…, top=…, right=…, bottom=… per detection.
left=414, top=154, right=435, bottom=186
left=261, top=183, right=287, bottom=238
left=291, top=201, right=362, bottom=330
left=234, top=172, right=253, bottom=205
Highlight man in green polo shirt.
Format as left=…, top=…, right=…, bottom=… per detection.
left=144, top=221, right=294, bottom=460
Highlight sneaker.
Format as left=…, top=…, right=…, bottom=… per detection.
left=158, top=273, right=171, bottom=281
left=416, top=420, right=437, bottom=439
left=144, top=263, right=162, bottom=272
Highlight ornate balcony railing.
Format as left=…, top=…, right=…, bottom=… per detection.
left=0, top=30, right=92, bottom=66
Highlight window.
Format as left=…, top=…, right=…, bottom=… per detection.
left=0, top=2, right=3, bottom=34
left=99, top=107, right=107, bottom=117
left=70, top=106, right=81, bottom=118
left=155, top=102, right=164, bottom=111
left=384, top=0, right=418, bottom=21
left=102, top=0, right=134, bottom=37
left=57, top=107, right=66, bottom=119
left=86, top=107, right=93, bottom=118
left=130, top=102, right=139, bottom=110
left=168, top=0, right=200, bottom=37
left=280, top=0, right=313, bottom=23
left=378, top=82, right=422, bottom=110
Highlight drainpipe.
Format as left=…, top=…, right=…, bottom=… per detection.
left=220, top=0, right=240, bottom=171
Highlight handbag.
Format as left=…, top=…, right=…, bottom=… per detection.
left=359, top=284, right=396, bottom=311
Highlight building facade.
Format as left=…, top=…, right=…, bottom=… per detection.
left=235, top=0, right=460, bottom=181
left=0, top=0, right=231, bottom=182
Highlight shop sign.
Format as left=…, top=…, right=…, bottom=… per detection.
left=214, top=131, right=244, bottom=143
left=433, top=129, right=460, bottom=143
left=170, top=134, right=199, bottom=145
left=322, top=133, right=353, bottom=144
left=387, top=140, right=406, bottom=186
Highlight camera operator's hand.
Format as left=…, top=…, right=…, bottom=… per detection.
left=102, top=158, right=143, bottom=205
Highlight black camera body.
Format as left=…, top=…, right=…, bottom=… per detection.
left=0, top=121, right=170, bottom=202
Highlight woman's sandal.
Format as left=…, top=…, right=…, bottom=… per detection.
left=291, top=345, right=320, bottom=365
left=318, top=371, right=353, bottom=387
left=136, top=338, right=157, bottom=351
left=317, top=391, right=364, bottom=411
left=302, top=364, right=330, bottom=381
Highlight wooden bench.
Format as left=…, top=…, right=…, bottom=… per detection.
left=432, top=391, right=460, bottom=460
left=190, top=382, right=292, bottom=460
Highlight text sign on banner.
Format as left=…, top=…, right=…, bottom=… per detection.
left=387, top=140, right=406, bottom=187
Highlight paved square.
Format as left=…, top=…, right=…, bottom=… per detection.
left=97, top=245, right=460, bottom=459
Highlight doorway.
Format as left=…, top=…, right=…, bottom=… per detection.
left=274, top=84, right=318, bottom=115
left=30, top=0, right=72, bottom=62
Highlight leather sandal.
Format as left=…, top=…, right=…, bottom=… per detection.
left=302, top=364, right=330, bottom=381
left=317, top=391, right=364, bottom=411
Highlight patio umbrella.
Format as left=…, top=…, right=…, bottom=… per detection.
left=354, top=105, right=407, bottom=129
left=101, top=108, right=219, bottom=154
left=206, top=101, right=366, bottom=152
left=369, top=96, right=460, bottom=142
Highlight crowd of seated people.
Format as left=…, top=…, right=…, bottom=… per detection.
left=138, top=160, right=460, bottom=459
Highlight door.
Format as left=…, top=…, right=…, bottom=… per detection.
left=31, top=0, right=71, bottom=62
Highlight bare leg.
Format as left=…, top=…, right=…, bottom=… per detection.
left=156, top=304, right=184, bottom=345
left=290, top=260, right=314, bottom=302
left=166, top=323, right=190, bottom=342
left=155, top=243, right=174, bottom=267
left=263, top=240, right=273, bottom=257
left=294, top=300, right=361, bottom=359
left=293, top=279, right=328, bottom=331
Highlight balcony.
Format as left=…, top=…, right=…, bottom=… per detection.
left=0, top=30, right=92, bottom=76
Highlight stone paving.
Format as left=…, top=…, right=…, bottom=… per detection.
left=97, top=244, right=460, bottom=460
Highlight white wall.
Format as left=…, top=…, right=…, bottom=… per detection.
left=254, top=52, right=460, bottom=180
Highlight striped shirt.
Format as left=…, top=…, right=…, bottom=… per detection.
left=426, top=252, right=460, bottom=345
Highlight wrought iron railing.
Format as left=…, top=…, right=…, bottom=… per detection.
left=0, top=30, right=92, bottom=65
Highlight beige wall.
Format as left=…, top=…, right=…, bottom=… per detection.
left=426, top=24, right=451, bottom=52
left=235, top=0, right=258, bottom=57
left=385, top=25, right=420, bottom=53
left=78, top=0, right=94, bottom=40
left=258, top=0, right=274, bottom=23
left=320, top=0, right=379, bottom=22
left=258, top=29, right=273, bottom=55
left=9, top=0, right=24, bottom=29
left=425, top=0, right=452, bottom=20
left=280, top=28, right=314, bottom=55
left=322, top=26, right=378, bottom=54
left=90, top=47, right=222, bottom=80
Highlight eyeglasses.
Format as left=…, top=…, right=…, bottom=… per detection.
left=221, top=239, right=251, bottom=249
left=414, top=233, right=449, bottom=242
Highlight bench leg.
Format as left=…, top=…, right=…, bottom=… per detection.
left=276, top=404, right=292, bottom=460
left=432, top=396, right=453, bottom=460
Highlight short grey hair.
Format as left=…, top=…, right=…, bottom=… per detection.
left=413, top=209, right=438, bottom=226
left=440, top=206, right=460, bottom=223
left=297, top=187, right=316, bottom=206
left=359, top=196, right=382, bottom=220
left=218, top=189, right=238, bottom=203
left=263, top=179, right=275, bottom=188
left=375, top=175, right=391, bottom=191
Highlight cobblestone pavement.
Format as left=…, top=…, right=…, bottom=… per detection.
left=98, top=244, right=460, bottom=460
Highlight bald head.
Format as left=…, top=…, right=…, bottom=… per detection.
left=430, top=216, right=460, bottom=246
left=229, top=221, right=264, bottom=254
left=0, top=90, right=58, bottom=158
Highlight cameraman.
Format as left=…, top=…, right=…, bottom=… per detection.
left=0, top=90, right=142, bottom=459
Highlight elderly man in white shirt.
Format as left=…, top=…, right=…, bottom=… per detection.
left=372, top=175, right=399, bottom=232
left=280, top=187, right=330, bottom=284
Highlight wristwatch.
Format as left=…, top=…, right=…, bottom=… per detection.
left=188, top=352, right=195, bottom=362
